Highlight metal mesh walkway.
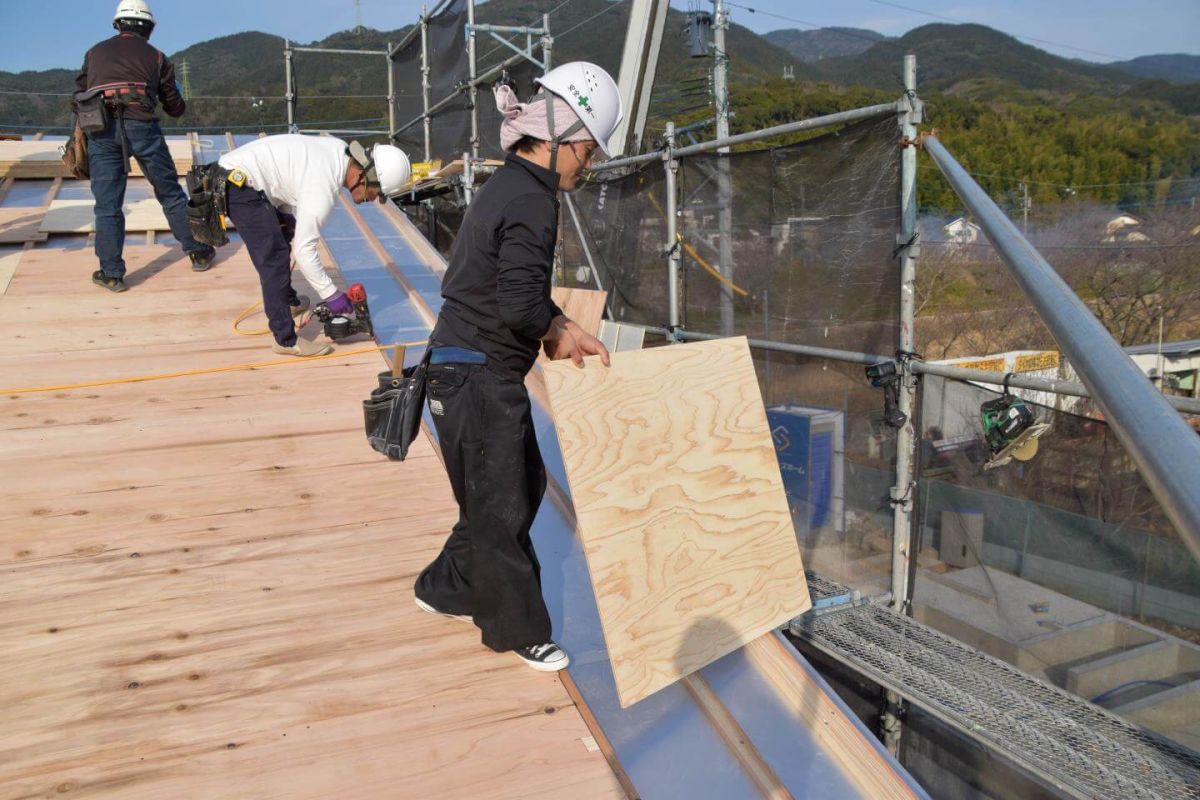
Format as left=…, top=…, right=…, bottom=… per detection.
left=792, top=588, right=1200, bottom=800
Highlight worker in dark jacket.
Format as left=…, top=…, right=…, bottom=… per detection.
left=415, top=62, right=623, bottom=672
left=76, top=0, right=215, bottom=292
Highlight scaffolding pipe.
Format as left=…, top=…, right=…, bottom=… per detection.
left=594, top=103, right=898, bottom=173
left=290, top=46, right=388, bottom=56
left=542, top=14, right=553, bottom=71
left=664, top=122, right=681, bottom=338
left=386, top=42, right=396, bottom=138
left=924, top=133, right=1200, bottom=553
left=462, top=150, right=474, bottom=205
left=665, top=330, right=1200, bottom=414
left=467, top=0, right=479, bottom=159
left=892, top=54, right=920, bottom=615
left=421, top=4, right=432, bottom=161
left=284, top=40, right=295, bottom=133
left=389, top=20, right=424, bottom=58
left=712, top=0, right=734, bottom=337
left=393, top=48, right=535, bottom=139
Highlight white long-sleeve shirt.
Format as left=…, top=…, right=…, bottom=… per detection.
left=219, top=135, right=348, bottom=300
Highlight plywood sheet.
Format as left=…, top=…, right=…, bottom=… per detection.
left=0, top=138, right=193, bottom=179
left=39, top=197, right=171, bottom=233
left=0, top=207, right=50, bottom=243
left=551, top=286, right=607, bottom=337
left=0, top=244, right=622, bottom=800
left=0, top=249, right=21, bottom=296
left=542, top=336, right=811, bottom=707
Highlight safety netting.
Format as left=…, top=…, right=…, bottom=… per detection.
left=560, top=115, right=902, bottom=355
left=390, top=0, right=545, bottom=163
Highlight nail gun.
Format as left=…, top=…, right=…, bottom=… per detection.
left=314, top=282, right=374, bottom=340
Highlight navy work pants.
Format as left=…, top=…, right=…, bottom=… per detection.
left=224, top=183, right=300, bottom=347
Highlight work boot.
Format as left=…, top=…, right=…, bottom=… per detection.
left=513, top=641, right=570, bottom=672
left=289, top=295, right=311, bottom=317
left=414, top=596, right=473, bottom=624
left=189, top=246, right=217, bottom=272
left=271, top=336, right=332, bottom=358
left=92, top=270, right=128, bottom=293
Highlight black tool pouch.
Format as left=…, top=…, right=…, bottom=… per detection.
left=363, top=349, right=431, bottom=462
left=185, top=163, right=231, bottom=248
left=71, top=89, right=109, bottom=134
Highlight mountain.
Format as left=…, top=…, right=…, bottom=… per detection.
left=806, top=23, right=1137, bottom=96
left=764, top=27, right=887, bottom=63
left=1106, top=54, right=1200, bottom=85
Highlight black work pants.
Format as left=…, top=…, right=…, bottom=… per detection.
left=225, top=183, right=300, bottom=347
left=415, top=360, right=552, bottom=652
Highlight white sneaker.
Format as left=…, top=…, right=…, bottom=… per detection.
left=271, top=336, right=332, bottom=357
left=414, top=596, right=473, bottom=624
left=514, top=641, right=570, bottom=672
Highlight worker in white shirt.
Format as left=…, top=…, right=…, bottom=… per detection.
left=217, top=135, right=411, bottom=356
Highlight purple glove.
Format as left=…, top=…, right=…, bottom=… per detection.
left=325, top=291, right=354, bottom=316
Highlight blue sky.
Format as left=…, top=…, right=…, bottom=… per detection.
left=1, top=0, right=1197, bottom=72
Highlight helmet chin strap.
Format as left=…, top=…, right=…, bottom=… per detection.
left=537, top=91, right=586, bottom=176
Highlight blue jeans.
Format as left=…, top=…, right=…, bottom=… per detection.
left=87, top=118, right=205, bottom=278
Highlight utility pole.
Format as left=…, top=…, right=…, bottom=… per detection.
left=354, top=0, right=363, bottom=32
left=1020, top=180, right=1030, bottom=234
left=712, top=0, right=735, bottom=336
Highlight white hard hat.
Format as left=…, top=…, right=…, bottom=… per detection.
left=534, top=61, right=624, bottom=157
left=113, top=0, right=154, bottom=24
left=372, top=144, right=412, bottom=197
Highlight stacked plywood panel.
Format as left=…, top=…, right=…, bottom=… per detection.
left=0, top=138, right=193, bottom=179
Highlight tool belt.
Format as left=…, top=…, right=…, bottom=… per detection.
left=185, top=163, right=232, bottom=248
left=72, top=83, right=158, bottom=175
left=362, top=348, right=431, bottom=462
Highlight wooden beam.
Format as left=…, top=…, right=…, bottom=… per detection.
left=682, top=672, right=794, bottom=800
left=743, top=635, right=920, bottom=800
left=225, top=131, right=237, bottom=151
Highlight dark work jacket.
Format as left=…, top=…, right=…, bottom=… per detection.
left=431, top=153, right=564, bottom=381
left=74, top=33, right=185, bottom=121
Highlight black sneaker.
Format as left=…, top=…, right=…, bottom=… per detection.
left=514, top=641, right=570, bottom=672
left=189, top=246, right=216, bottom=272
left=414, top=596, right=472, bottom=624
left=92, top=270, right=128, bottom=293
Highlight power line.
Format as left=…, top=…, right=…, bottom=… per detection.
left=862, top=0, right=1130, bottom=61
left=725, top=3, right=888, bottom=46
left=554, top=0, right=627, bottom=42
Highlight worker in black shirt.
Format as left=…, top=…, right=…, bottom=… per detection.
left=415, top=62, right=623, bottom=672
left=76, top=0, right=215, bottom=293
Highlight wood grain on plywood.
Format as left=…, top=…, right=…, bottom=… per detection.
left=541, top=337, right=811, bottom=707
left=0, top=242, right=622, bottom=800
left=0, top=249, right=21, bottom=297
left=0, top=207, right=50, bottom=243
left=39, top=198, right=171, bottom=233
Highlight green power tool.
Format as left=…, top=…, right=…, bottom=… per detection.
left=981, top=377, right=1050, bottom=470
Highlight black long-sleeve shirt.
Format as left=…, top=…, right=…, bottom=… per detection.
left=75, top=32, right=185, bottom=121
left=431, top=153, right=564, bottom=380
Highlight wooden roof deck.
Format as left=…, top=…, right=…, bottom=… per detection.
left=0, top=244, right=621, bottom=799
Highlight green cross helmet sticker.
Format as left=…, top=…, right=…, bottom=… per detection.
left=578, top=95, right=589, bottom=108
